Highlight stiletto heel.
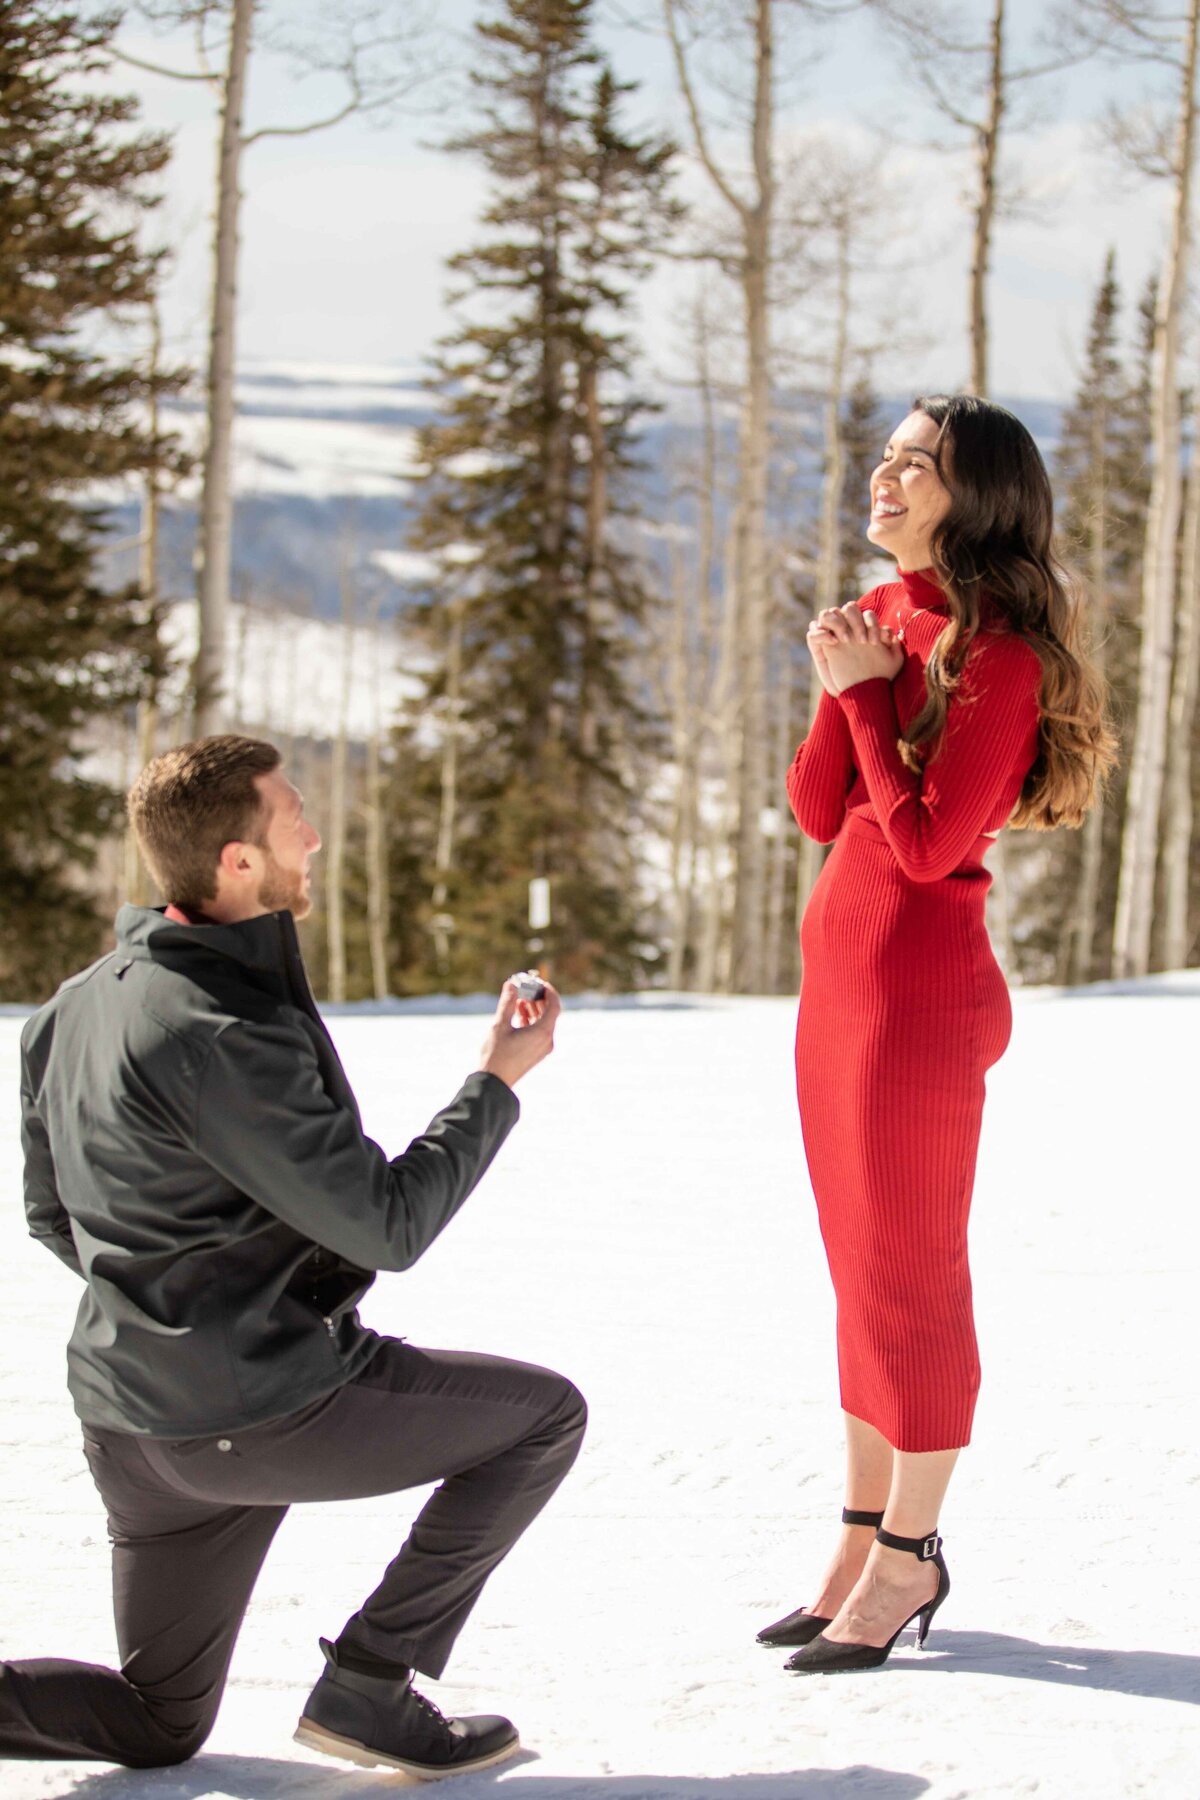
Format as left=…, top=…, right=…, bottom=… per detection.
left=756, top=1508, right=884, bottom=1649
left=783, top=1526, right=950, bottom=1674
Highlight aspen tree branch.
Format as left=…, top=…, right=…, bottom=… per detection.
left=1057, top=0, right=1181, bottom=62
left=242, top=65, right=430, bottom=145
left=195, top=14, right=215, bottom=81
left=658, top=242, right=740, bottom=269
left=912, top=64, right=979, bottom=131
left=662, top=0, right=747, bottom=220
left=242, top=92, right=361, bottom=144
left=1008, top=50, right=1093, bottom=79
left=752, top=0, right=772, bottom=210
left=866, top=0, right=988, bottom=58
left=110, top=44, right=219, bottom=84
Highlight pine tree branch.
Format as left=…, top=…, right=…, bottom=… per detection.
left=662, top=0, right=746, bottom=221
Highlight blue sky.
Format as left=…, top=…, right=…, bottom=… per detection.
left=112, top=0, right=1171, bottom=404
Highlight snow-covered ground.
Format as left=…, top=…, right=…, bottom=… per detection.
left=2, top=982, right=1198, bottom=1799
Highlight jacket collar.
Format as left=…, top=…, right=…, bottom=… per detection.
left=114, top=904, right=319, bottom=1018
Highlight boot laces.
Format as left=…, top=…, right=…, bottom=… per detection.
left=410, top=1684, right=451, bottom=1733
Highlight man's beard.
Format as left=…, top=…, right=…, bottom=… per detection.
left=256, top=848, right=312, bottom=920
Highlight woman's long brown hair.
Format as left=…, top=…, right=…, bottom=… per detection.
left=901, top=393, right=1117, bottom=830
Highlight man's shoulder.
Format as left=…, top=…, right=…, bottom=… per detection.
left=23, top=944, right=303, bottom=1081
left=21, top=951, right=119, bottom=1059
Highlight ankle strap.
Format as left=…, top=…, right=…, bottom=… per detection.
left=841, top=1506, right=885, bottom=1528
left=876, top=1526, right=942, bottom=1560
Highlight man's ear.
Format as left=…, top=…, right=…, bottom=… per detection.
left=216, top=840, right=257, bottom=883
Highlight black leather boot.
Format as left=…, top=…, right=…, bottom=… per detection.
left=294, top=1638, right=520, bottom=1777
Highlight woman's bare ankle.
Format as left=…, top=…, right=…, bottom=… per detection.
left=808, top=1529, right=875, bottom=1617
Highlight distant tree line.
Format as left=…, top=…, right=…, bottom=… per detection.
left=4, top=0, right=1200, bottom=1000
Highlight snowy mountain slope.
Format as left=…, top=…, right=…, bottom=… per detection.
left=97, top=361, right=1063, bottom=625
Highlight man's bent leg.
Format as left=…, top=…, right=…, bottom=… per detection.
left=137, top=1344, right=586, bottom=1684
left=0, top=1429, right=286, bottom=1765
left=340, top=1347, right=587, bottom=1678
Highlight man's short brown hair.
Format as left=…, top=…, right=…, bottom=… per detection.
left=127, top=735, right=282, bottom=909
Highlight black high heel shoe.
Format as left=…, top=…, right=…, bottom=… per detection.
left=783, top=1526, right=950, bottom=1673
left=755, top=1508, right=885, bottom=1649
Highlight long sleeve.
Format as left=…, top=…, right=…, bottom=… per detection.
left=837, top=631, right=1041, bottom=882
left=786, top=689, right=857, bottom=843
left=20, top=1071, right=84, bottom=1279
left=194, top=1016, right=520, bottom=1273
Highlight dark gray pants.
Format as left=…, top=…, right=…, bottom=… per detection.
left=0, top=1339, right=586, bottom=1768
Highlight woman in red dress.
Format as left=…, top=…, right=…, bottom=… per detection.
left=761, top=395, right=1115, bottom=1674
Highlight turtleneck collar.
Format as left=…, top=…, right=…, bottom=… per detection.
left=897, top=566, right=950, bottom=612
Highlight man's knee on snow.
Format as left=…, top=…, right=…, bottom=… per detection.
left=122, top=1697, right=217, bottom=1768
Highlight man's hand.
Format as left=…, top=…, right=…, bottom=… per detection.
left=478, top=979, right=561, bottom=1090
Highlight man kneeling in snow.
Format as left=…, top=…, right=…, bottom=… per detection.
left=2, top=733, right=584, bottom=1778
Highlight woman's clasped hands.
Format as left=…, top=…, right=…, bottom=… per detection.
left=806, top=603, right=905, bottom=697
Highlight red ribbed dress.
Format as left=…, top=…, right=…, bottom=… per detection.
left=788, top=569, right=1041, bottom=1453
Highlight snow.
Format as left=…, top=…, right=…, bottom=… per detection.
left=372, top=550, right=440, bottom=586
left=2, top=981, right=1198, bottom=1799
left=237, top=361, right=428, bottom=393
left=162, top=408, right=422, bottom=500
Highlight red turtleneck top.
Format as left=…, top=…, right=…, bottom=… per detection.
left=787, top=568, right=1042, bottom=880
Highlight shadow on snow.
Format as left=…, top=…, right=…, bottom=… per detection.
left=887, top=1628, right=1199, bottom=1702
left=54, top=1756, right=931, bottom=1800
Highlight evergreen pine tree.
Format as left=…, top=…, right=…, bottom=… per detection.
left=0, top=1, right=184, bottom=998
left=1009, top=253, right=1145, bottom=982
left=401, top=0, right=677, bottom=991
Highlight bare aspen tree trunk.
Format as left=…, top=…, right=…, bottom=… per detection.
left=280, top=602, right=299, bottom=767
left=666, top=535, right=697, bottom=990
left=1113, top=0, right=1199, bottom=979
left=192, top=0, right=253, bottom=734
left=688, top=293, right=728, bottom=991
left=730, top=1, right=774, bottom=992
left=431, top=592, right=466, bottom=977
left=580, top=358, right=606, bottom=766
left=123, top=702, right=159, bottom=902
left=1162, top=383, right=1200, bottom=967
left=959, top=0, right=1017, bottom=972
left=764, top=579, right=795, bottom=994
left=794, top=214, right=851, bottom=946
left=364, top=592, right=391, bottom=1000
left=968, top=0, right=1005, bottom=398
left=231, top=591, right=250, bottom=727
left=326, top=560, right=355, bottom=1004
left=699, top=521, right=744, bottom=990
left=125, top=309, right=163, bottom=905
left=665, top=0, right=775, bottom=992
left=532, top=53, right=571, bottom=768
left=1064, top=396, right=1111, bottom=985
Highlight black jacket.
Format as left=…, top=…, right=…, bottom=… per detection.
left=19, top=905, right=519, bottom=1436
